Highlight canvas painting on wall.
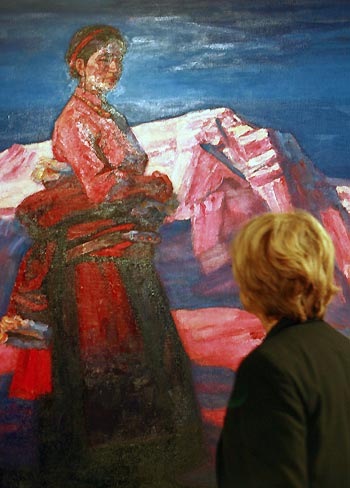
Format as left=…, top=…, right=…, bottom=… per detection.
left=0, top=1, right=350, bottom=487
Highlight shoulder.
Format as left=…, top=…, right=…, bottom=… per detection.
left=55, top=97, right=82, bottom=126
left=55, top=100, right=101, bottom=137
left=237, top=344, right=288, bottom=391
left=243, top=319, right=350, bottom=387
left=264, top=319, right=350, bottom=357
left=228, top=344, right=300, bottom=420
left=237, top=320, right=321, bottom=382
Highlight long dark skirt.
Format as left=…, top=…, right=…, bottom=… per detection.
left=37, top=245, right=205, bottom=487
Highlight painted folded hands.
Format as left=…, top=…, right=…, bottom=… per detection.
left=107, top=170, right=174, bottom=203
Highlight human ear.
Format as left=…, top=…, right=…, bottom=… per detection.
left=75, top=58, right=86, bottom=77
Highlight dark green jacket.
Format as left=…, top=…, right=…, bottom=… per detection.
left=216, top=318, right=350, bottom=487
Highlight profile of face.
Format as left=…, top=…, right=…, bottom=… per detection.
left=76, top=42, right=123, bottom=94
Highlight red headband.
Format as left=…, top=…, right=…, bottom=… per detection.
left=69, top=28, right=106, bottom=67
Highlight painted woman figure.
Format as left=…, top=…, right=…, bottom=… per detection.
left=3, top=25, right=203, bottom=484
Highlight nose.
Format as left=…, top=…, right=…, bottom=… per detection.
left=109, top=59, right=120, bottom=72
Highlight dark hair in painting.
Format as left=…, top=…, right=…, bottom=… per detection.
left=66, top=24, right=127, bottom=78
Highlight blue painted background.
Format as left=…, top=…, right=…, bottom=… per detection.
left=1, top=0, right=350, bottom=177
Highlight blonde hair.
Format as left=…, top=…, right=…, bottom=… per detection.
left=231, top=210, right=339, bottom=323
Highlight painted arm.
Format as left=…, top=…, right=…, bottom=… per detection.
left=104, top=103, right=148, bottom=175
left=53, top=111, right=171, bottom=204
left=52, top=112, right=128, bottom=203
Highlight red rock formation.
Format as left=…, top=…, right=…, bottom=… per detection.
left=137, top=108, right=350, bottom=327
left=137, top=109, right=350, bottom=294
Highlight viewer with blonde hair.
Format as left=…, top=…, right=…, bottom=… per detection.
left=216, top=210, right=350, bottom=487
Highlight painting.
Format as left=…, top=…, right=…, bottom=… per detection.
left=1, top=1, right=350, bottom=487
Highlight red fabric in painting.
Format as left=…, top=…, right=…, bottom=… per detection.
left=9, top=349, right=52, bottom=400
left=67, top=221, right=135, bottom=257
left=7, top=86, right=149, bottom=400
left=16, top=177, right=97, bottom=228
left=8, top=183, right=141, bottom=399
left=75, top=261, right=142, bottom=358
left=8, top=256, right=141, bottom=400
left=7, top=240, right=55, bottom=400
left=8, top=242, right=56, bottom=315
left=52, top=87, right=137, bottom=203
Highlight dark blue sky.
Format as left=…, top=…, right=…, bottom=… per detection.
left=1, top=0, right=350, bottom=177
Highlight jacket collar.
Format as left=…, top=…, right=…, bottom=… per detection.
left=264, top=317, right=319, bottom=341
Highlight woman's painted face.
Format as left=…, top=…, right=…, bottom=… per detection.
left=78, top=42, right=123, bottom=94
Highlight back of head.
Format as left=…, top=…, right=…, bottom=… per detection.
left=231, top=210, right=339, bottom=324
